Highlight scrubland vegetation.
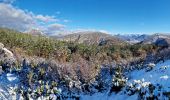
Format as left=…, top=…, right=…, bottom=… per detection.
left=0, top=28, right=157, bottom=63
left=0, top=28, right=159, bottom=82
left=1, top=28, right=170, bottom=99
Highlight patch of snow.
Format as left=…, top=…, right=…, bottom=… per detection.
left=81, top=92, right=138, bottom=100
left=80, top=60, right=170, bottom=100
left=129, top=60, right=170, bottom=90
left=0, top=59, right=170, bottom=100
left=6, top=73, right=18, bottom=82
left=0, top=73, right=19, bottom=100
left=160, top=75, right=169, bottom=80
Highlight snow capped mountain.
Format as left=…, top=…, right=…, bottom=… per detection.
left=115, top=34, right=149, bottom=44
left=141, top=33, right=170, bottom=45
left=116, top=33, right=170, bottom=45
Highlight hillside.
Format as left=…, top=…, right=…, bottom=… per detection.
left=0, top=44, right=169, bottom=100
left=81, top=60, right=170, bottom=100
left=0, top=28, right=170, bottom=100
left=53, top=31, right=125, bottom=45
left=0, top=0, right=170, bottom=99
left=0, top=28, right=158, bottom=64
left=140, top=33, right=170, bottom=45
left=115, top=34, right=149, bottom=44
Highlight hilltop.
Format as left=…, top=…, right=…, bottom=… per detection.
left=140, top=33, right=170, bottom=46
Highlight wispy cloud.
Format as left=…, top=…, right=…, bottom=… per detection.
left=47, top=23, right=65, bottom=31
left=0, top=1, right=109, bottom=36
left=35, top=15, right=59, bottom=23
left=44, top=23, right=66, bottom=35
left=0, top=3, right=35, bottom=31
left=0, top=3, right=67, bottom=35
left=63, top=19, right=70, bottom=23
left=71, top=28, right=109, bottom=34
left=0, top=0, right=15, bottom=4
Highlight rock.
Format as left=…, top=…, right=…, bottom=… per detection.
left=0, top=43, right=15, bottom=66
left=0, top=43, right=4, bottom=49
left=0, top=66, right=3, bottom=74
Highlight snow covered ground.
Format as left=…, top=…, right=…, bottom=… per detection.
left=0, top=73, right=19, bottom=100
left=0, top=60, right=170, bottom=100
left=129, top=60, right=170, bottom=91
left=81, top=92, right=138, bottom=100
left=81, top=60, right=170, bottom=100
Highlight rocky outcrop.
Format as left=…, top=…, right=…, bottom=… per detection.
left=0, top=43, right=4, bottom=49
left=0, top=43, right=15, bottom=64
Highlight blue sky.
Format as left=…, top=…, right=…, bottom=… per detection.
left=1, top=0, right=170, bottom=35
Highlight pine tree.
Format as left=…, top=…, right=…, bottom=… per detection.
left=110, top=65, right=127, bottom=93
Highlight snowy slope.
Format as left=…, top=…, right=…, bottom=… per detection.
left=0, top=73, right=19, bottom=100
left=115, top=34, right=149, bottom=44
left=0, top=60, right=170, bottom=100
left=81, top=60, right=170, bottom=100
left=129, top=61, right=170, bottom=89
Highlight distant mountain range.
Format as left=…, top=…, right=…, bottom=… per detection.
left=25, top=29, right=170, bottom=46
left=140, top=33, right=170, bottom=44
left=115, top=33, right=170, bottom=46
left=115, top=34, right=149, bottom=44
left=51, top=31, right=125, bottom=45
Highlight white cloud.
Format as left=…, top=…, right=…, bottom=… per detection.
left=0, top=3, right=35, bottom=31
left=44, top=23, right=66, bottom=35
left=48, top=23, right=65, bottom=30
left=0, top=2, right=109, bottom=36
left=0, top=0, right=15, bottom=4
left=35, top=15, right=59, bottom=23
left=0, top=3, right=66, bottom=35
left=63, top=19, right=70, bottom=23
left=72, top=28, right=110, bottom=34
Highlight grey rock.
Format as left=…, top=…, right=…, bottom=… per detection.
left=0, top=43, right=4, bottom=49
left=0, top=43, right=15, bottom=65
